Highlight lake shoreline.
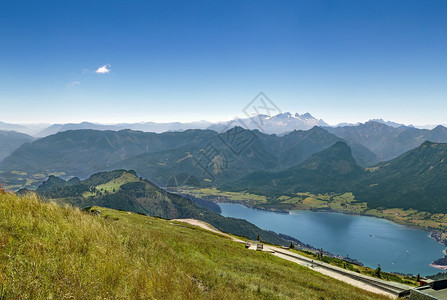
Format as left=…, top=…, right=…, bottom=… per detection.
left=430, top=264, right=447, bottom=271
left=216, top=200, right=447, bottom=270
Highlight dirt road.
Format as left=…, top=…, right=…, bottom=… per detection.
left=173, top=218, right=412, bottom=299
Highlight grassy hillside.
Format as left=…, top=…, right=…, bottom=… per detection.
left=356, top=141, right=447, bottom=212
left=0, top=191, right=387, bottom=299
left=32, top=170, right=286, bottom=246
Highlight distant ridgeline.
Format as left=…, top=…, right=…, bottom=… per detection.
left=0, top=126, right=377, bottom=189
left=223, top=141, right=447, bottom=214
left=23, top=170, right=286, bottom=246
left=0, top=130, right=34, bottom=162
left=2, top=123, right=447, bottom=214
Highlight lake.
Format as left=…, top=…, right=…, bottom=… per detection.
left=219, top=203, right=446, bottom=276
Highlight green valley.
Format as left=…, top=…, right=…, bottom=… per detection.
left=175, top=187, right=447, bottom=243
left=219, top=141, right=447, bottom=219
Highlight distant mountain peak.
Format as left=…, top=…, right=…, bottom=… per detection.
left=308, top=141, right=353, bottom=160
left=432, top=125, right=447, bottom=132
left=332, top=140, right=350, bottom=148
left=208, top=112, right=328, bottom=135
left=270, top=112, right=316, bottom=120
left=364, top=120, right=389, bottom=126
left=276, top=112, right=292, bottom=118
left=421, top=140, right=435, bottom=147
left=368, top=119, right=407, bottom=128
left=300, top=112, right=314, bottom=119
left=224, top=125, right=246, bottom=132
left=306, top=126, right=330, bottom=135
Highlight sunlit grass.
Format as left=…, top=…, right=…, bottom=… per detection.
left=0, top=192, right=388, bottom=299
left=82, top=172, right=139, bottom=197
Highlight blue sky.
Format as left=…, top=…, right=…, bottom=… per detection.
left=0, top=0, right=446, bottom=125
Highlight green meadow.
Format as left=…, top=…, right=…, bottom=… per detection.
left=0, top=191, right=387, bottom=299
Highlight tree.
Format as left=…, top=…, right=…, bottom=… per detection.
left=375, top=265, right=382, bottom=278
left=417, top=274, right=421, bottom=282
left=256, top=234, right=260, bottom=241
left=289, top=242, right=295, bottom=249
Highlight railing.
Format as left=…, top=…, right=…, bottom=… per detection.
left=272, top=247, right=412, bottom=298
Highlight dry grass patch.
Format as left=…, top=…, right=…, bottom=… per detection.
left=0, top=192, right=388, bottom=299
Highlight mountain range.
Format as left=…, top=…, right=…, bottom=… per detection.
left=1, top=118, right=447, bottom=216
left=34, top=121, right=213, bottom=137
left=34, top=113, right=326, bottom=137
left=1, top=112, right=447, bottom=216
left=2, top=121, right=447, bottom=190
left=0, top=130, right=34, bottom=162
left=0, top=126, right=377, bottom=189
left=335, top=119, right=409, bottom=128
left=207, top=112, right=328, bottom=134
left=222, top=141, right=363, bottom=195
left=1, top=112, right=326, bottom=137
left=224, top=140, right=447, bottom=214
left=0, top=113, right=399, bottom=137
left=0, top=121, right=49, bottom=136
left=2, top=113, right=447, bottom=171
left=324, top=122, right=447, bottom=161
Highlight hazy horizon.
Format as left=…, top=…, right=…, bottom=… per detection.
left=1, top=111, right=446, bottom=130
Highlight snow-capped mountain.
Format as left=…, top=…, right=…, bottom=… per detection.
left=5, top=112, right=327, bottom=137
left=208, top=112, right=328, bottom=134
left=2, top=113, right=422, bottom=137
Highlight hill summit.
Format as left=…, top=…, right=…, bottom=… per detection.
left=224, top=141, right=362, bottom=195
left=225, top=141, right=447, bottom=214
left=32, top=169, right=286, bottom=245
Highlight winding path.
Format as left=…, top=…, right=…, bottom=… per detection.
left=173, top=218, right=413, bottom=299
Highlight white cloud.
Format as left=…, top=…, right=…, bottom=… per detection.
left=66, top=81, right=80, bottom=88
left=95, top=64, right=111, bottom=74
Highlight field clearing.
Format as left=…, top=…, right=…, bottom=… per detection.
left=1, top=171, right=67, bottom=191
left=174, top=187, right=268, bottom=204
left=82, top=172, right=139, bottom=197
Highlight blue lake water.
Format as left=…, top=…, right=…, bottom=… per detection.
left=219, top=203, right=446, bottom=276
